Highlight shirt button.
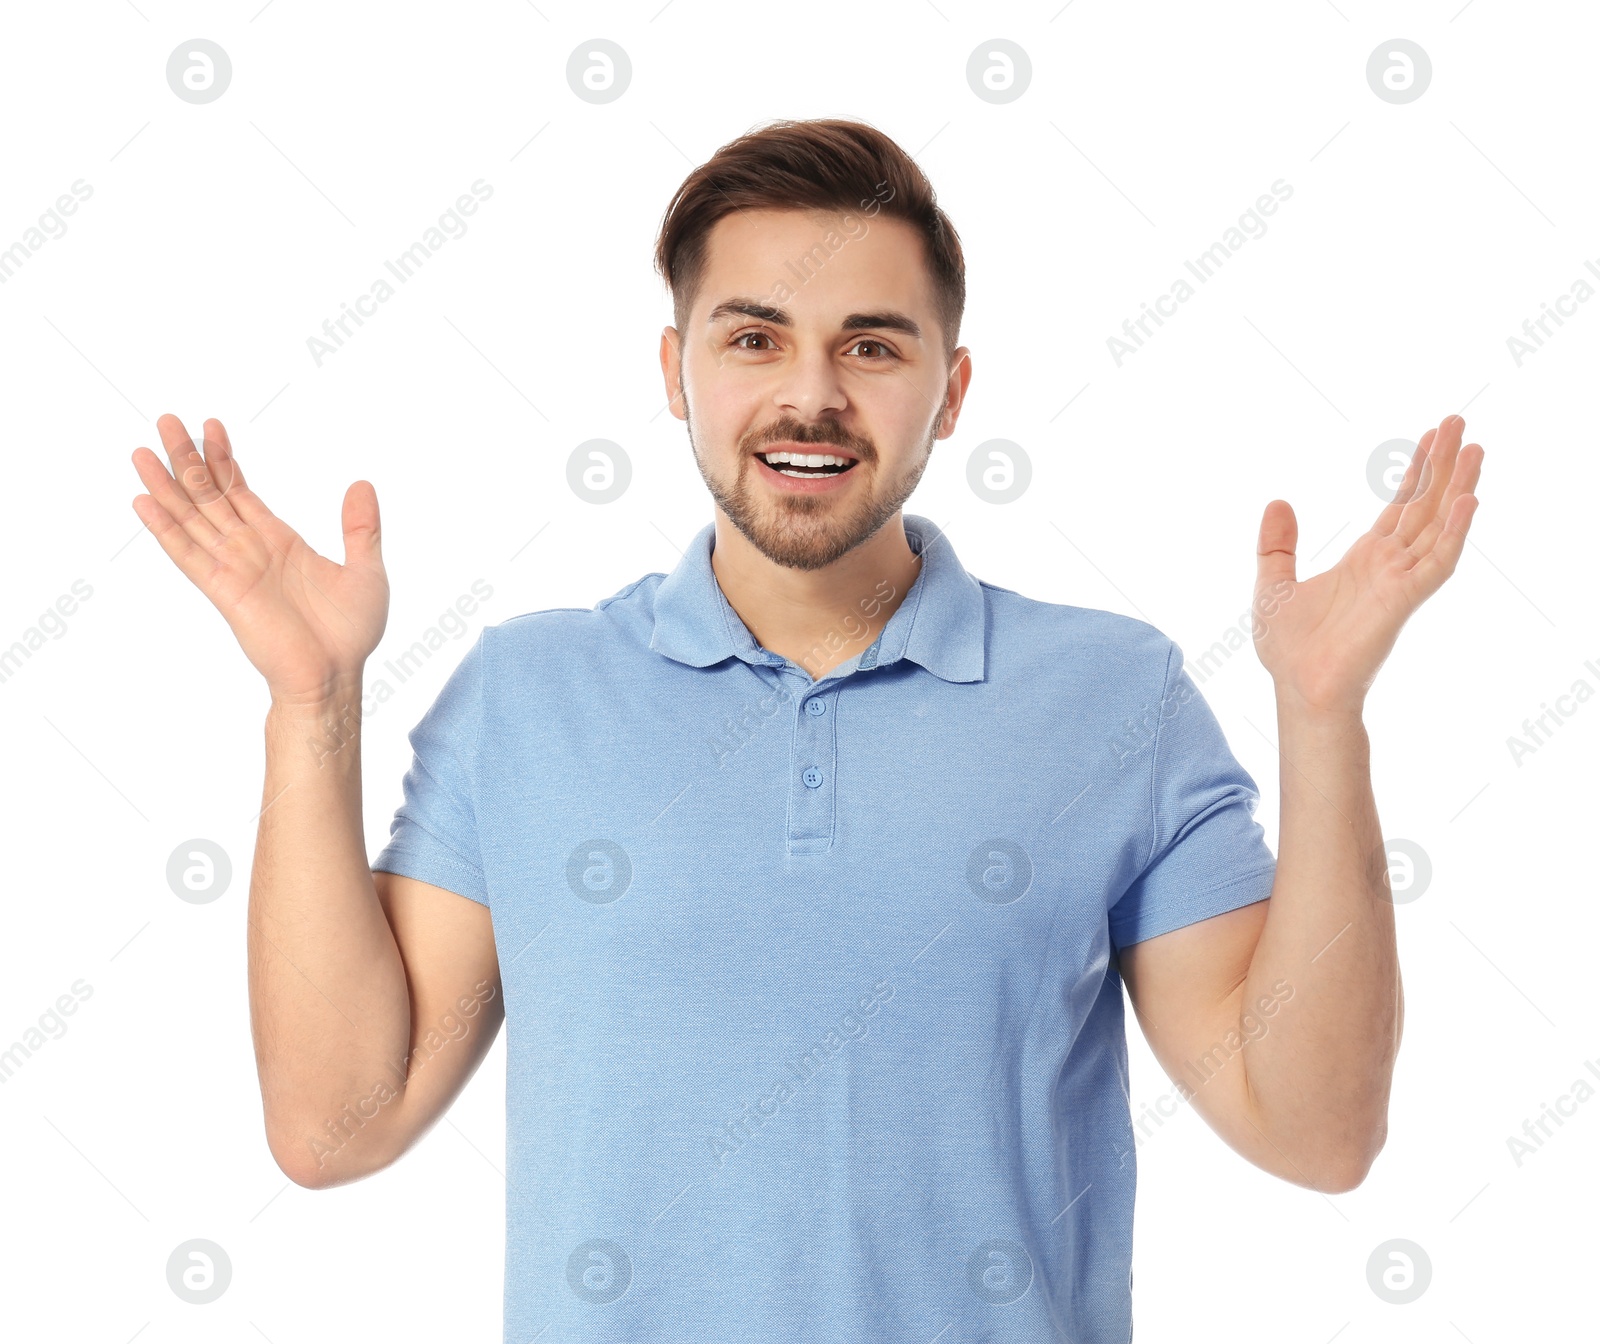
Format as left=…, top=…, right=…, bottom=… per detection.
left=805, top=698, right=826, bottom=716
left=802, top=766, right=823, bottom=788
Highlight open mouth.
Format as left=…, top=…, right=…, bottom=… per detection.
left=755, top=450, right=860, bottom=479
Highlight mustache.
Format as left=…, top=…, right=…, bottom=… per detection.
left=749, top=422, right=873, bottom=458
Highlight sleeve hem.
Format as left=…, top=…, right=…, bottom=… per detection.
left=1110, top=862, right=1275, bottom=951
left=371, top=848, right=490, bottom=906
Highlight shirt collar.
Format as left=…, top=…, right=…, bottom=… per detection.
left=649, top=512, right=986, bottom=684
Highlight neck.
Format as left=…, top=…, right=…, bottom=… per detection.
left=709, top=512, right=923, bottom=681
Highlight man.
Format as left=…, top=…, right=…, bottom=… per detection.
left=129, top=117, right=1482, bottom=1342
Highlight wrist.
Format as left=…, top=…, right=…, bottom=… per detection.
left=266, top=674, right=367, bottom=718
left=1274, top=691, right=1368, bottom=744
left=266, top=687, right=366, bottom=739
left=266, top=688, right=367, bottom=773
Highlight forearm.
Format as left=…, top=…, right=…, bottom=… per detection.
left=249, top=683, right=413, bottom=1186
left=1238, top=694, right=1401, bottom=1190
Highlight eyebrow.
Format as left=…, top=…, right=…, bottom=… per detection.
left=705, top=298, right=923, bottom=341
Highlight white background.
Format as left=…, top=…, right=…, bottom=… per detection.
left=0, top=1, right=1594, bottom=1340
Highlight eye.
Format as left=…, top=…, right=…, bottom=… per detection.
left=726, top=331, right=897, bottom=361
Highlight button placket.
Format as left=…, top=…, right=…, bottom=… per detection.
left=788, top=679, right=838, bottom=854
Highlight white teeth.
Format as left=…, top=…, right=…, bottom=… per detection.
left=759, top=451, right=854, bottom=467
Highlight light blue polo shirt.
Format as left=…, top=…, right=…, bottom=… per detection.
left=372, top=512, right=1276, bottom=1343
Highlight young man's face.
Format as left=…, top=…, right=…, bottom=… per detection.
left=659, top=207, right=971, bottom=572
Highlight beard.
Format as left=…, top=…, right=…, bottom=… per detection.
left=685, top=399, right=939, bottom=573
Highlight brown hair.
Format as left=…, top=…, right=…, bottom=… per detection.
left=652, top=117, right=966, bottom=367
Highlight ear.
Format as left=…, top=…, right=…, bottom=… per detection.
left=659, top=326, right=687, bottom=423
left=936, top=346, right=973, bottom=440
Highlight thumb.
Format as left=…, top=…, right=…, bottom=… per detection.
left=341, top=480, right=382, bottom=570
left=1256, top=498, right=1297, bottom=593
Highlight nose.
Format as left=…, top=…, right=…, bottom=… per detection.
left=772, top=342, right=848, bottom=421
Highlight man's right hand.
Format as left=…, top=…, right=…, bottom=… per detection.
left=130, top=413, right=389, bottom=706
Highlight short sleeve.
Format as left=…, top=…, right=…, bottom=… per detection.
left=371, top=628, right=490, bottom=905
left=1108, top=639, right=1276, bottom=953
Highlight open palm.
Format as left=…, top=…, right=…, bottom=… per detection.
left=1252, top=413, right=1484, bottom=716
left=130, top=413, right=389, bottom=704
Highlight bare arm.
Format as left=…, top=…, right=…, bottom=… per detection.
left=1120, top=712, right=1399, bottom=1195
left=252, top=691, right=503, bottom=1188
left=132, top=413, right=501, bottom=1189
left=1235, top=702, right=1399, bottom=1189
left=1120, top=411, right=1478, bottom=1194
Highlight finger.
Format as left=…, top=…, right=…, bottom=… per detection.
left=131, top=485, right=218, bottom=589
left=131, top=445, right=223, bottom=552
left=1253, top=499, right=1297, bottom=641
left=1404, top=491, right=1479, bottom=601
left=201, top=417, right=247, bottom=495
left=340, top=480, right=383, bottom=572
left=156, top=412, right=245, bottom=536
left=1373, top=428, right=1436, bottom=537
left=1396, top=415, right=1463, bottom=547
left=198, top=417, right=280, bottom=533
left=1255, top=498, right=1297, bottom=587
left=1408, top=442, right=1483, bottom=562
